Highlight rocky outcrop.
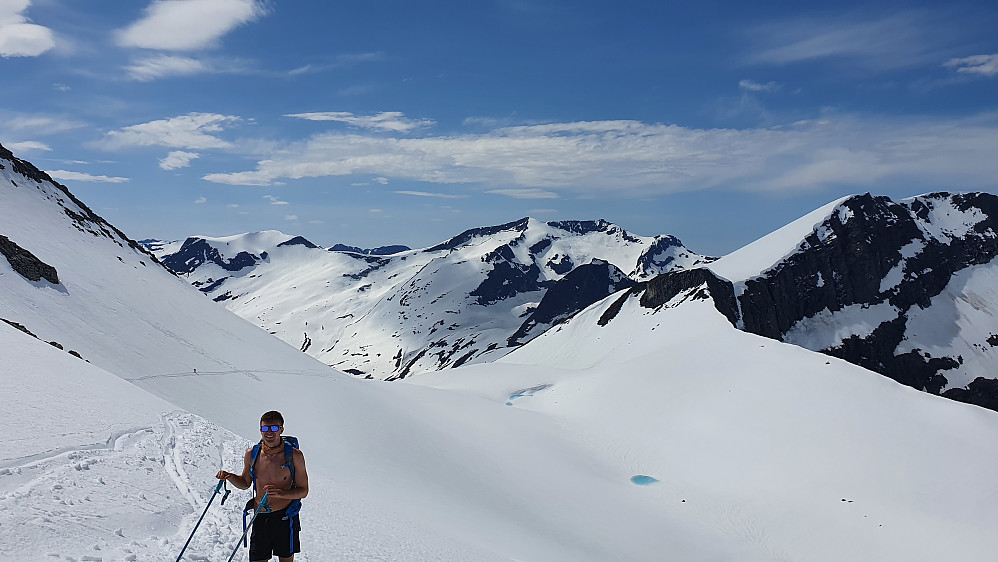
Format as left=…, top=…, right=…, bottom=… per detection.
left=329, top=243, right=409, bottom=255
left=0, top=234, right=59, bottom=284
left=509, top=259, right=637, bottom=345
left=160, top=237, right=264, bottom=274
left=728, top=192, right=998, bottom=411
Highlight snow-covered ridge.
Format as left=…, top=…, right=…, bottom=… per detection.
left=701, top=191, right=998, bottom=409
left=6, top=142, right=998, bottom=560
left=149, top=216, right=713, bottom=379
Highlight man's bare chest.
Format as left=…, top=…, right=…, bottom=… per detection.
left=255, top=453, right=291, bottom=487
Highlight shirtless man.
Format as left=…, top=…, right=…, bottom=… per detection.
left=217, top=411, right=309, bottom=562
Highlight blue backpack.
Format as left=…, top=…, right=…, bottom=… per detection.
left=242, top=436, right=302, bottom=549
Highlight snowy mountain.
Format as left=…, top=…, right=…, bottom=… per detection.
left=6, top=142, right=998, bottom=561
left=148, top=218, right=713, bottom=380
left=700, top=192, right=998, bottom=411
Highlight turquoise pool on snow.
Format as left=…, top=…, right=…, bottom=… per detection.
left=630, top=475, right=659, bottom=485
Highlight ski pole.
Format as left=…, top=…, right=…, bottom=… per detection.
left=226, top=492, right=270, bottom=562
left=175, top=479, right=230, bottom=562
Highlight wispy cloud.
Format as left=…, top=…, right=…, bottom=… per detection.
left=944, top=54, right=998, bottom=77
left=203, top=114, right=998, bottom=196
left=4, top=140, right=50, bottom=153
left=194, top=196, right=207, bottom=204
left=96, top=113, right=240, bottom=150
left=115, top=0, right=268, bottom=51
left=159, top=150, right=200, bottom=170
left=48, top=170, right=129, bottom=183
left=486, top=188, right=559, bottom=199
left=288, top=52, right=384, bottom=75
left=284, top=214, right=298, bottom=221
left=124, top=54, right=208, bottom=81
left=393, top=190, right=467, bottom=199
left=745, top=12, right=947, bottom=70
left=0, top=0, right=55, bottom=57
left=2, top=114, right=85, bottom=135
left=264, top=195, right=288, bottom=205
left=739, top=79, right=781, bottom=92
left=286, top=111, right=435, bottom=133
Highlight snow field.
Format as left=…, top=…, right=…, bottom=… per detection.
left=419, top=287, right=998, bottom=561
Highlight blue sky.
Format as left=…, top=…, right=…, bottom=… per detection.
left=1, top=0, right=997, bottom=255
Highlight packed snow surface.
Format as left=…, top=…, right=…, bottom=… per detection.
left=4, top=151, right=998, bottom=561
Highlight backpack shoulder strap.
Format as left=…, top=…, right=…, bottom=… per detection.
left=249, top=442, right=262, bottom=491
left=283, top=440, right=297, bottom=489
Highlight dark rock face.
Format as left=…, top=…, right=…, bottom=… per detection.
left=0, top=234, right=60, bottom=284
left=729, top=192, right=998, bottom=410
left=469, top=244, right=548, bottom=306
left=425, top=218, right=530, bottom=253
left=599, top=268, right=738, bottom=328
left=944, top=378, right=998, bottom=411
left=160, top=238, right=263, bottom=274
left=548, top=219, right=642, bottom=243
left=633, top=235, right=715, bottom=277
left=509, top=260, right=637, bottom=345
left=329, top=243, right=410, bottom=255
left=278, top=236, right=319, bottom=249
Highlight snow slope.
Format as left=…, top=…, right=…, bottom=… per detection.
left=150, top=218, right=712, bottom=379
left=416, top=281, right=998, bottom=561
left=0, top=144, right=739, bottom=561
left=4, top=143, right=998, bottom=561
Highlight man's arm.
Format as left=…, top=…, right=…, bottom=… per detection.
left=216, top=449, right=253, bottom=490
left=262, top=449, right=309, bottom=500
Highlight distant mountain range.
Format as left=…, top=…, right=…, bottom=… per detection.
left=7, top=143, right=998, bottom=561
left=147, top=191, right=998, bottom=412
left=144, top=218, right=713, bottom=379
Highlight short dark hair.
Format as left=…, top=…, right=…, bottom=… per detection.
left=260, top=410, right=284, bottom=426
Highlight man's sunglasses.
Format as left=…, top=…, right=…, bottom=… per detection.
left=261, top=425, right=282, bottom=432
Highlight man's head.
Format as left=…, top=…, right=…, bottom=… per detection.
left=260, top=410, right=284, bottom=444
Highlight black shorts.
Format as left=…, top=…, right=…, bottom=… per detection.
left=249, top=506, right=301, bottom=560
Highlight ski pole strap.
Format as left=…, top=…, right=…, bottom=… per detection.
left=227, top=492, right=269, bottom=562
left=174, top=480, right=225, bottom=562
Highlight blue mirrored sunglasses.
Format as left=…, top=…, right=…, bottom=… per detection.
left=261, top=425, right=281, bottom=432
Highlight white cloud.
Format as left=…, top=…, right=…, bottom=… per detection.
left=159, top=150, right=200, bottom=170
left=286, top=111, right=435, bottom=133
left=125, top=54, right=208, bottom=81
left=202, top=113, right=998, bottom=196
left=4, top=140, right=50, bottom=153
left=289, top=52, right=384, bottom=75
left=374, top=176, right=389, bottom=184
left=2, top=114, right=85, bottom=135
left=264, top=195, right=288, bottom=205
left=944, top=54, right=998, bottom=77
left=194, top=196, right=207, bottom=204
left=284, top=215, right=298, bottom=221
left=393, top=190, right=467, bottom=199
left=745, top=12, right=944, bottom=70
left=0, top=0, right=54, bottom=57
left=96, top=113, right=240, bottom=150
left=739, top=79, right=781, bottom=92
left=116, top=0, right=267, bottom=51
left=486, top=188, right=559, bottom=199
left=48, top=170, right=129, bottom=183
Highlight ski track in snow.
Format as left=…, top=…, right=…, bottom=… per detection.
left=0, top=411, right=281, bottom=562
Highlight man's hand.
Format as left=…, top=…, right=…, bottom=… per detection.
left=216, top=470, right=230, bottom=481
left=261, top=484, right=285, bottom=499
